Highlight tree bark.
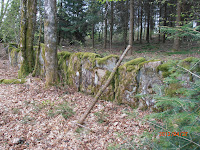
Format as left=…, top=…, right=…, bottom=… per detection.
left=110, top=1, right=114, bottom=49
left=137, top=7, right=139, bottom=41
left=44, top=0, right=58, bottom=86
left=173, top=0, right=181, bottom=51
left=123, top=0, right=129, bottom=48
left=146, top=0, right=150, bottom=43
left=32, top=0, right=42, bottom=77
left=163, top=2, right=167, bottom=43
left=128, top=0, right=134, bottom=55
left=158, top=2, right=161, bottom=43
left=77, top=45, right=131, bottom=125
left=140, top=1, right=143, bottom=44
left=19, top=0, right=36, bottom=78
left=104, top=3, right=108, bottom=49
left=92, top=24, right=95, bottom=48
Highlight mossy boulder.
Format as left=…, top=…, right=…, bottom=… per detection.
left=80, top=52, right=100, bottom=94
left=96, top=55, right=119, bottom=72
left=67, top=52, right=84, bottom=91
left=0, top=79, right=26, bottom=84
left=137, top=60, right=163, bottom=110
left=94, top=55, right=119, bottom=101
left=115, top=57, right=146, bottom=107
left=57, top=51, right=72, bottom=84
left=8, top=48, right=20, bottom=67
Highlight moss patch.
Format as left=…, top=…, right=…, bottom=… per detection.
left=157, top=62, right=172, bottom=78
left=122, top=57, right=146, bottom=72
left=58, top=51, right=72, bottom=60
left=9, top=43, right=18, bottom=48
left=165, top=83, right=182, bottom=97
left=0, top=79, right=26, bottom=84
left=96, top=55, right=119, bottom=65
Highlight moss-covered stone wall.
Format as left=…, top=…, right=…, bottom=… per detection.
left=7, top=43, right=200, bottom=111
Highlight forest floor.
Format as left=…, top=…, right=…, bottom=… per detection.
left=0, top=40, right=199, bottom=149
left=0, top=58, right=151, bottom=149
left=59, top=40, right=200, bottom=62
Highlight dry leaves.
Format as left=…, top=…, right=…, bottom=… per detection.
left=0, top=59, right=151, bottom=149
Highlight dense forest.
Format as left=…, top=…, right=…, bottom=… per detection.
left=0, top=0, right=200, bottom=149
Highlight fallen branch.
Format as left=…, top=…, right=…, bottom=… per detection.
left=77, top=45, right=131, bottom=125
left=177, top=65, right=200, bottom=79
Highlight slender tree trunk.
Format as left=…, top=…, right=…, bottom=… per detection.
left=163, top=2, right=167, bottom=43
left=140, top=1, right=143, bottom=44
left=137, top=7, right=139, bottom=41
left=104, top=3, right=108, bottom=49
left=124, top=0, right=129, bottom=48
left=128, top=0, right=134, bottom=54
left=19, top=0, right=36, bottom=78
left=158, top=2, right=161, bottom=43
left=173, top=0, right=181, bottom=51
left=44, top=0, right=58, bottom=86
left=57, top=0, right=63, bottom=45
left=110, top=1, right=114, bottom=49
left=92, top=24, right=95, bottom=48
left=146, top=0, right=150, bottom=43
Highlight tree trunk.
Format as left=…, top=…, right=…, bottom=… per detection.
left=137, top=7, right=139, bottom=41
left=57, top=0, right=63, bottom=45
left=173, top=0, right=181, bottom=51
left=158, top=2, right=161, bottom=43
left=44, top=0, right=58, bottom=86
left=146, top=0, right=150, bottom=43
left=92, top=24, right=95, bottom=48
left=123, top=0, right=129, bottom=48
left=163, top=2, right=167, bottom=43
left=104, top=3, right=108, bottom=49
left=19, top=0, right=36, bottom=78
left=128, top=0, right=134, bottom=55
left=110, top=1, right=114, bottom=49
left=77, top=45, right=131, bottom=125
left=32, top=0, right=42, bottom=77
left=140, top=1, right=143, bottom=44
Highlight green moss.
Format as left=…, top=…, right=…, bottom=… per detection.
left=0, top=79, right=26, bottom=84
left=10, top=48, right=21, bottom=66
left=40, top=43, right=45, bottom=60
left=179, top=57, right=199, bottom=70
left=124, top=57, right=146, bottom=68
left=165, top=83, right=182, bottom=97
left=96, top=55, right=119, bottom=65
left=57, top=51, right=72, bottom=59
left=18, top=62, right=29, bottom=78
left=157, top=62, right=172, bottom=78
left=9, top=43, right=18, bottom=48
left=181, top=57, right=198, bottom=63
left=157, top=63, right=170, bottom=72
left=138, top=59, right=161, bottom=68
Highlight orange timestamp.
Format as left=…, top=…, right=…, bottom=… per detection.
left=159, top=132, right=188, bottom=136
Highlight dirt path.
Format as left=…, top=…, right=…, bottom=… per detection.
left=0, top=58, right=150, bottom=149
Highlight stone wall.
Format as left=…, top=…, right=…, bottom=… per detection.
left=7, top=43, right=200, bottom=111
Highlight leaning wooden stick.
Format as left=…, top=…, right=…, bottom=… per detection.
left=77, top=45, right=131, bottom=125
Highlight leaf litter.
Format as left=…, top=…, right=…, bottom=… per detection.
left=0, top=59, right=151, bottom=149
